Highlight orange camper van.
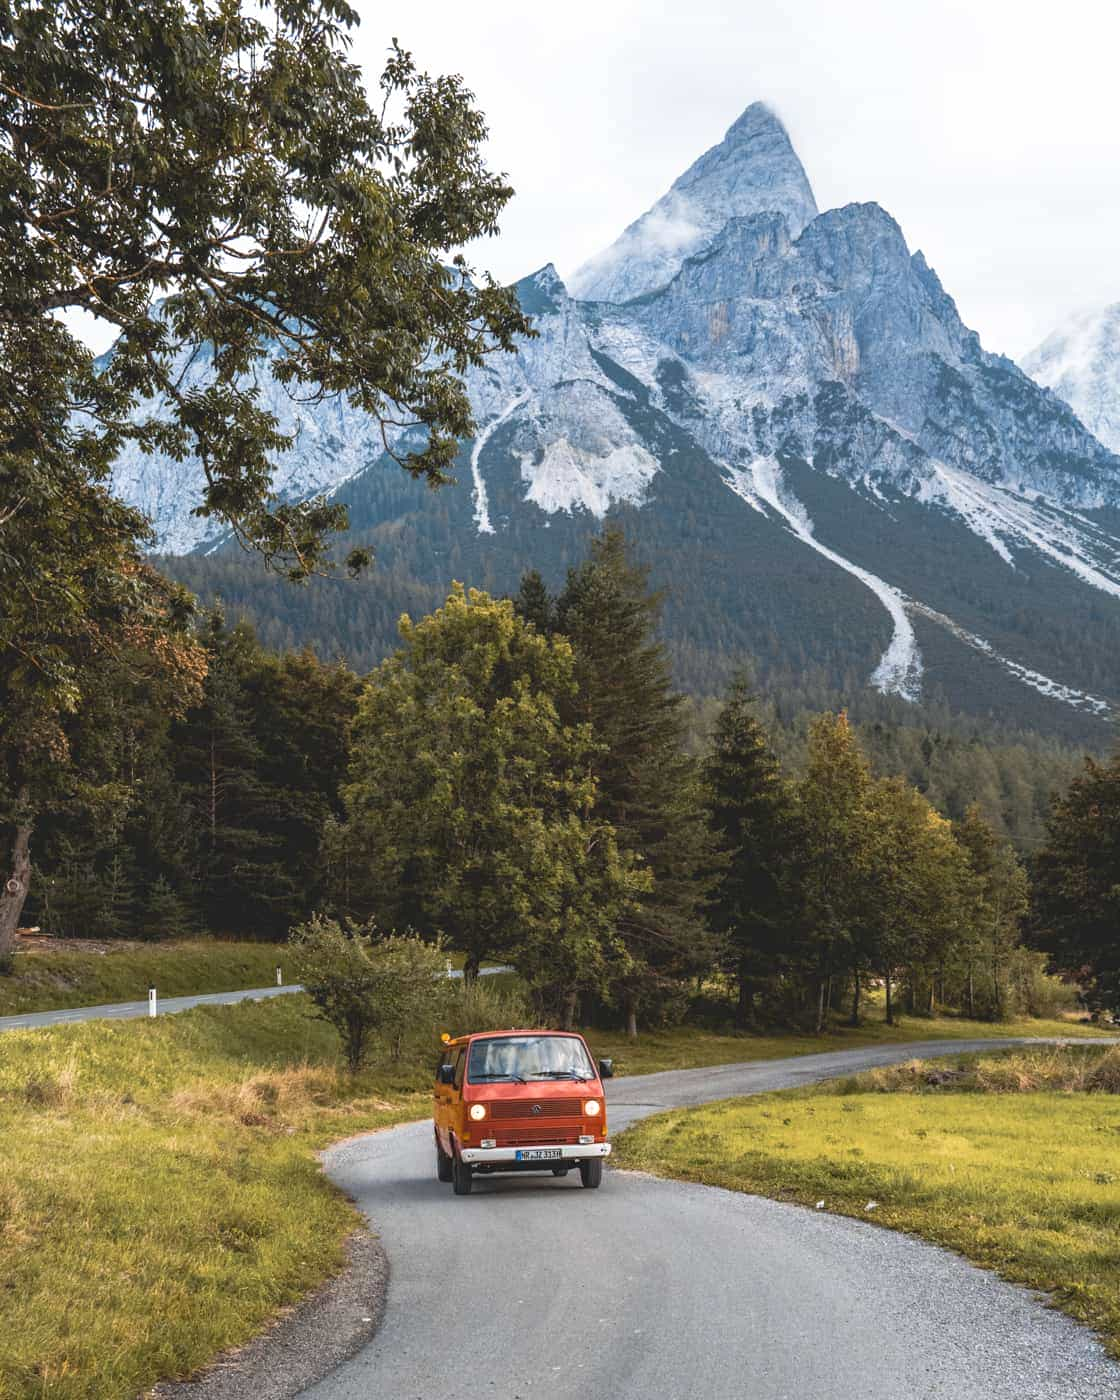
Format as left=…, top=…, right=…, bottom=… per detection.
left=433, top=1029, right=613, bottom=1196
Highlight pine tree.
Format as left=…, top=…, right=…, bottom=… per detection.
left=1032, top=753, right=1120, bottom=1009
left=795, top=713, right=877, bottom=1029
left=703, top=678, right=800, bottom=1025
left=545, top=532, right=720, bottom=1035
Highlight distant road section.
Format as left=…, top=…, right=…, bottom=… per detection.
left=0, top=965, right=511, bottom=1035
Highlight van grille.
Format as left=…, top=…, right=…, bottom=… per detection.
left=493, top=1125, right=581, bottom=1146
left=488, top=1098, right=582, bottom=1119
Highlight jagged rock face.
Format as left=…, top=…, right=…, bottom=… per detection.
left=568, top=102, right=818, bottom=304
left=113, top=101, right=1120, bottom=735
left=1022, top=304, right=1120, bottom=454
left=108, top=344, right=398, bottom=556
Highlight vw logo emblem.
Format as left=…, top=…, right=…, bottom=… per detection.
left=531, top=1103, right=542, bottom=1115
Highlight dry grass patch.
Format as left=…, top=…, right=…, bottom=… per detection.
left=0, top=996, right=429, bottom=1398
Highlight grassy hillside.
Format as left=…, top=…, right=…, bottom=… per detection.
left=0, top=995, right=438, bottom=1397
left=0, top=941, right=292, bottom=1016
left=616, top=1043, right=1120, bottom=1355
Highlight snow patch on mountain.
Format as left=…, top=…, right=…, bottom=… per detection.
left=470, top=393, right=532, bottom=533
left=726, top=456, right=923, bottom=702
left=924, top=464, right=1120, bottom=599
left=910, top=603, right=1111, bottom=716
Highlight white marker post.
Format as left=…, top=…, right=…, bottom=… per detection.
left=276, top=966, right=283, bottom=986
left=148, top=985, right=157, bottom=1018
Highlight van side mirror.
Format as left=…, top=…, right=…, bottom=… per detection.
left=438, top=1064, right=455, bottom=1085
left=598, top=1058, right=614, bottom=1079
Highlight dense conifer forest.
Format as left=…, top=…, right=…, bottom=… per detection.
left=12, top=531, right=1118, bottom=1026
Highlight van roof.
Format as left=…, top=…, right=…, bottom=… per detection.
left=444, top=1027, right=586, bottom=1047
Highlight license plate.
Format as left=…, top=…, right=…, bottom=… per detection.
left=515, top=1148, right=562, bottom=1161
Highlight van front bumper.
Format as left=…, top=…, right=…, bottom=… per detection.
left=460, top=1141, right=611, bottom=1165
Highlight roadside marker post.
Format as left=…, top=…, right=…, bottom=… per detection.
left=276, top=966, right=283, bottom=986
left=148, top=986, right=157, bottom=1018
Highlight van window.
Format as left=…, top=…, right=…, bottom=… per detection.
left=467, top=1035, right=595, bottom=1084
left=452, top=1048, right=466, bottom=1089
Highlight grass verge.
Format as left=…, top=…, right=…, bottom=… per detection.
left=0, top=941, right=296, bottom=1016
left=0, top=995, right=432, bottom=1398
left=614, top=1043, right=1120, bottom=1355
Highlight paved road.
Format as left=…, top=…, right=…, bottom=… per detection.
left=0, top=982, right=303, bottom=1033
left=308, top=1038, right=1120, bottom=1400
left=0, top=965, right=510, bottom=1035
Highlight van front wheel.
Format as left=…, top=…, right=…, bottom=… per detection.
left=579, top=1158, right=603, bottom=1189
left=452, top=1154, right=473, bottom=1196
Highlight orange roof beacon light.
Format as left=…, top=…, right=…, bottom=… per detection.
left=432, top=1028, right=614, bottom=1197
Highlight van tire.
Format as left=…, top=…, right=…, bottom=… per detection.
left=579, top=1158, right=603, bottom=1189
left=452, top=1154, right=473, bottom=1195
left=436, top=1136, right=454, bottom=1183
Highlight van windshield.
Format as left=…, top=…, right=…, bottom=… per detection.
left=467, top=1035, right=596, bottom=1083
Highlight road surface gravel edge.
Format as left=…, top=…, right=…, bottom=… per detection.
left=149, top=1229, right=389, bottom=1400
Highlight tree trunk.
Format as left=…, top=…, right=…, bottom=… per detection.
left=736, top=958, right=754, bottom=1029
left=561, top=988, right=578, bottom=1032
left=0, top=795, right=33, bottom=962
left=884, top=968, right=893, bottom=1026
left=626, top=1006, right=638, bottom=1040
left=815, top=978, right=827, bottom=1034
left=926, top=980, right=935, bottom=1015
left=966, top=963, right=975, bottom=1020
left=463, top=951, right=480, bottom=984
left=849, top=969, right=862, bottom=1026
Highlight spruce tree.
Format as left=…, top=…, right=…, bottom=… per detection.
left=1032, top=754, right=1120, bottom=1009
left=703, top=678, right=800, bottom=1025
left=541, top=531, right=719, bottom=1035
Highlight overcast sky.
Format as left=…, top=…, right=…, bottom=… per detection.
left=344, top=0, right=1118, bottom=361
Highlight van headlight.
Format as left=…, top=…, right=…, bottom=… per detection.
left=584, top=1099, right=602, bottom=1116
left=468, top=1102, right=487, bottom=1121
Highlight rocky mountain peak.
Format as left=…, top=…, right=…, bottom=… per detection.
left=1022, top=303, right=1120, bottom=453
left=568, top=99, right=818, bottom=305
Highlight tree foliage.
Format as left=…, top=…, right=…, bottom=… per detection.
left=1032, top=753, right=1120, bottom=1008
left=337, top=585, right=644, bottom=1018
left=1, top=0, right=529, bottom=572
left=519, top=532, right=719, bottom=1033
left=290, top=916, right=448, bottom=1070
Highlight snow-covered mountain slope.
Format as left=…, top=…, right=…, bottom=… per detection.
left=117, top=103, right=1120, bottom=738
left=1021, top=304, right=1120, bottom=454
left=107, top=342, right=402, bottom=556
left=568, top=102, right=818, bottom=304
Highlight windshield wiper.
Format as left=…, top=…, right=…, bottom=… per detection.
left=471, top=1073, right=526, bottom=1083
left=532, top=1070, right=591, bottom=1080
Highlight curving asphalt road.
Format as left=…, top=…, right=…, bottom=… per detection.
left=307, top=1038, right=1120, bottom=1400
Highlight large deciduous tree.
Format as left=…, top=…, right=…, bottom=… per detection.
left=337, top=585, right=643, bottom=1021
left=1, top=0, right=528, bottom=946
left=1, top=0, right=529, bottom=571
